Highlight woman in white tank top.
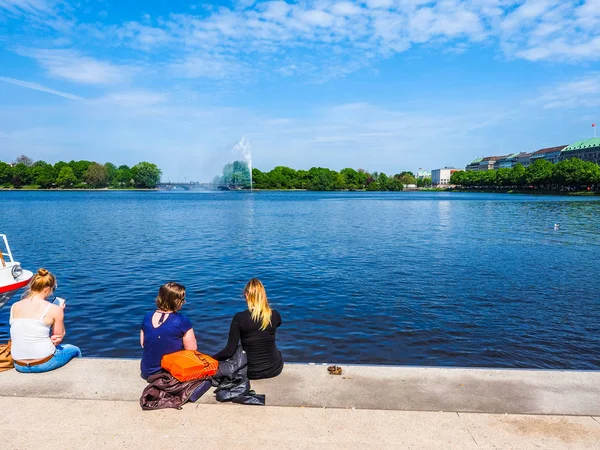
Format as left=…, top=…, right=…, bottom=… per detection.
left=9, top=268, right=81, bottom=373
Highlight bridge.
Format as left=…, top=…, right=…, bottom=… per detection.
left=158, top=182, right=249, bottom=191
left=157, top=181, right=214, bottom=191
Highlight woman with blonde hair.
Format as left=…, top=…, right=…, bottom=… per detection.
left=10, top=268, right=81, bottom=373
left=213, top=278, right=283, bottom=379
left=140, top=282, right=197, bottom=380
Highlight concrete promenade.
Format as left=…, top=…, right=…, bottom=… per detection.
left=1, top=359, right=599, bottom=449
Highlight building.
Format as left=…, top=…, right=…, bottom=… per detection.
left=466, top=156, right=506, bottom=171
left=494, top=152, right=533, bottom=169
left=466, top=158, right=483, bottom=171
left=495, top=153, right=520, bottom=169
left=416, top=169, right=431, bottom=180
left=530, top=145, right=567, bottom=164
left=559, top=138, right=600, bottom=165
left=432, top=167, right=461, bottom=186
left=516, top=152, right=533, bottom=167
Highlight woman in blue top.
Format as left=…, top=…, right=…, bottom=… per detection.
left=140, top=282, right=197, bottom=380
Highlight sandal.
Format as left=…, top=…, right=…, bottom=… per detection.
left=327, top=365, right=342, bottom=375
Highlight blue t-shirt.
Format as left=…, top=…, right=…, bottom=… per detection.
left=140, top=311, right=193, bottom=379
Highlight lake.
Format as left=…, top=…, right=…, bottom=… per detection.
left=1, top=190, right=599, bottom=369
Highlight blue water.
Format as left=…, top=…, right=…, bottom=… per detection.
left=0, top=190, right=599, bottom=369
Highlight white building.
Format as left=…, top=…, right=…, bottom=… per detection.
left=431, top=167, right=461, bottom=186
left=416, top=169, right=431, bottom=180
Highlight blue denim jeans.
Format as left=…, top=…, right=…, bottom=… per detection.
left=15, top=344, right=82, bottom=373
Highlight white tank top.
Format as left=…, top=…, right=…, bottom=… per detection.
left=9, top=303, right=56, bottom=360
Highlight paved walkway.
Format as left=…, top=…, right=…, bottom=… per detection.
left=1, top=359, right=600, bottom=449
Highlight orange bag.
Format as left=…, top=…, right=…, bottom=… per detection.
left=161, top=350, right=219, bottom=382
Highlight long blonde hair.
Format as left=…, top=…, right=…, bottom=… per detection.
left=245, top=278, right=272, bottom=331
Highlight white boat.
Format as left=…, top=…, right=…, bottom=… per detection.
left=0, top=234, right=33, bottom=308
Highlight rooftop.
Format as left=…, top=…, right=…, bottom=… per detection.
left=563, top=138, right=600, bottom=152
left=531, top=145, right=568, bottom=156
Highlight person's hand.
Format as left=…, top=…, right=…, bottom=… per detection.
left=50, top=334, right=64, bottom=345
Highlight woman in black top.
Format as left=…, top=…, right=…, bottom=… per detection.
left=213, top=278, right=283, bottom=379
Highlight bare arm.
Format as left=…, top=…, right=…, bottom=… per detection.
left=183, top=328, right=197, bottom=351
left=50, top=305, right=65, bottom=345
left=140, top=329, right=144, bottom=348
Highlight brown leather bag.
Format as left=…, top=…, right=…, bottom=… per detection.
left=0, top=340, right=14, bottom=372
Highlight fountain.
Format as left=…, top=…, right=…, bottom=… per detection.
left=234, top=136, right=252, bottom=191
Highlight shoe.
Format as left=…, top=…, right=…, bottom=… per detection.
left=327, top=365, right=342, bottom=375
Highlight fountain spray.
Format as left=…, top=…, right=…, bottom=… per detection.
left=234, top=136, right=253, bottom=191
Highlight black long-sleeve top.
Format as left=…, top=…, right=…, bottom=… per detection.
left=213, top=309, right=283, bottom=380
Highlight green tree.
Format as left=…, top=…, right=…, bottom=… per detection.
left=12, top=163, right=33, bottom=187
left=387, top=178, right=404, bottom=191
left=115, top=165, right=133, bottom=186
left=509, top=164, right=526, bottom=187
left=308, top=167, right=337, bottom=191
left=85, top=163, right=109, bottom=188
left=396, top=172, right=417, bottom=185
left=32, top=161, right=57, bottom=188
left=340, top=168, right=360, bottom=190
left=416, top=177, right=432, bottom=187
left=296, top=169, right=311, bottom=189
left=553, top=158, right=600, bottom=188
left=131, top=162, right=161, bottom=188
left=450, top=171, right=465, bottom=186
left=525, top=159, right=553, bottom=188
left=267, top=166, right=297, bottom=189
left=56, top=166, right=77, bottom=188
left=68, top=160, right=92, bottom=184
left=495, top=168, right=512, bottom=187
left=105, top=162, right=117, bottom=186
left=251, top=168, right=268, bottom=189
left=356, top=170, right=368, bottom=188
left=54, top=161, right=68, bottom=175
left=366, top=180, right=380, bottom=191
left=0, top=162, right=14, bottom=186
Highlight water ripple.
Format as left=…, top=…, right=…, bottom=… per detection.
left=0, top=191, right=599, bottom=369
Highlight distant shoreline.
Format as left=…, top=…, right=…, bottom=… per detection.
left=448, top=188, right=600, bottom=196
left=1, top=187, right=598, bottom=196
left=0, top=188, right=158, bottom=191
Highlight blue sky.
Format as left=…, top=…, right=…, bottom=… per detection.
left=0, top=0, right=599, bottom=181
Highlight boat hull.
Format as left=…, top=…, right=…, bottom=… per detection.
left=0, top=269, right=33, bottom=308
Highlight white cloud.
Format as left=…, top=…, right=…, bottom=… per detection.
left=17, top=48, right=129, bottom=85
left=330, top=2, right=363, bottom=16
left=537, top=73, right=600, bottom=109
left=0, top=75, right=83, bottom=100
left=0, top=0, right=52, bottom=15
left=91, top=91, right=169, bottom=108
left=5, top=0, right=600, bottom=84
left=169, top=54, right=249, bottom=79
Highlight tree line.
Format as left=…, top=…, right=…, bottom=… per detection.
left=450, top=158, right=600, bottom=191
left=0, top=155, right=162, bottom=189
left=216, top=162, right=433, bottom=191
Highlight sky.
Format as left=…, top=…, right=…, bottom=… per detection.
left=0, top=0, right=599, bottom=181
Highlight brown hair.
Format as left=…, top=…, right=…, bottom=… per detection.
left=28, top=268, right=56, bottom=295
left=156, top=282, right=186, bottom=312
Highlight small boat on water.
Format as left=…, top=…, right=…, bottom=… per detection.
left=0, top=234, right=33, bottom=308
